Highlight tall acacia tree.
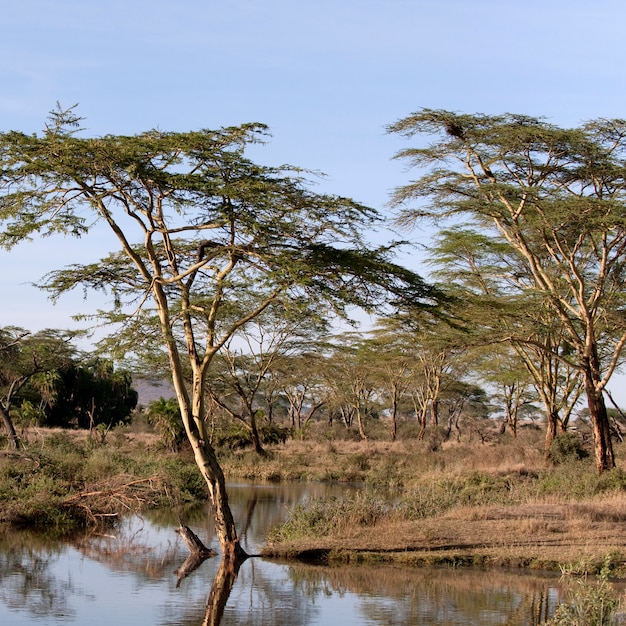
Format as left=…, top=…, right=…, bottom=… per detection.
left=0, top=107, right=434, bottom=561
left=429, top=227, right=585, bottom=451
left=388, top=109, right=626, bottom=472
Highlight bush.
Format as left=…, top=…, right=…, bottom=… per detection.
left=145, top=398, right=185, bottom=451
left=547, top=563, right=622, bottom=626
left=269, top=490, right=388, bottom=542
left=548, top=432, right=590, bottom=465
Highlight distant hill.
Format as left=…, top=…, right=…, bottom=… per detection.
left=132, top=377, right=176, bottom=408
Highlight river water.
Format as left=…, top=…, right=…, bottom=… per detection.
left=1, top=482, right=567, bottom=625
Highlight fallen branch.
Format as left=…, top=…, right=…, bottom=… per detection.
left=174, top=518, right=217, bottom=587
left=62, top=475, right=166, bottom=525
left=176, top=518, right=216, bottom=555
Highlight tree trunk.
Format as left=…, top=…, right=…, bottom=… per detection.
left=249, top=411, right=265, bottom=456
left=583, top=367, right=614, bottom=473
left=390, top=405, right=397, bottom=442
left=189, top=435, right=248, bottom=560
left=431, top=398, right=439, bottom=426
left=0, top=404, right=20, bottom=450
left=417, top=410, right=426, bottom=441
left=544, top=410, right=559, bottom=463
left=356, top=408, right=368, bottom=441
left=179, top=371, right=247, bottom=561
left=174, top=520, right=217, bottom=588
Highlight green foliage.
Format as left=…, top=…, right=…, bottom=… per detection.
left=261, top=422, right=290, bottom=445
left=214, top=421, right=289, bottom=450
left=549, top=432, right=590, bottom=465
left=0, top=429, right=207, bottom=532
left=0, top=328, right=138, bottom=431
left=547, top=561, right=622, bottom=626
left=145, top=397, right=185, bottom=451
left=45, top=357, right=138, bottom=429
left=159, top=458, right=207, bottom=502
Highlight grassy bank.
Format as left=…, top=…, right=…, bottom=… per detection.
left=240, top=431, right=626, bottom=576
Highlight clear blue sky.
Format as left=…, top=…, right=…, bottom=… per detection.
left=2, top=0, right=626, bottom=401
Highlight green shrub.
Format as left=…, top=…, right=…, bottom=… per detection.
left=215, top=424, right=253, bottom=450
left=270, top=490, right=388, bottom=542
left=547, top=563, right=622, bottom=626
left=260, top=423, right=290, bottom=445
left=548, top=432, right=590, bottom=465
left=145, top=398, right=185, bottom=451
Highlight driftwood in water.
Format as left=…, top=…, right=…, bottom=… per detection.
left=174, top=520, right=217, bottom=587
left=176, top=521, right=216, bottom=556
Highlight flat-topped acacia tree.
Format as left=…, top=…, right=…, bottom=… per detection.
left=0, top=107, right=434, bottom=562
left=388, top=109, right=626, bottom=473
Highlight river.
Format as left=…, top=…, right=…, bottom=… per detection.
left=1, top=481, right=567, bottom=625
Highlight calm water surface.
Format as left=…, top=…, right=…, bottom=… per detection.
left=1, top=482, right=566, bottom=625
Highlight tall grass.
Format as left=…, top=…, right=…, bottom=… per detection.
left=269, top=490, right=389, bottom=542
left=547, top=559, right=624, bottom=626
left=270, top=461, right=626, bottom=545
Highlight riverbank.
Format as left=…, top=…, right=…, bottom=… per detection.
left=261, top=495, right=626, bottom=574
left=4, top=426, right=626, bottom=576
left=239, top=434, right=626, bottom=575
left=0, top=428, right=207, bottom=534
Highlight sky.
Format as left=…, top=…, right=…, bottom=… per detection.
left=2, top=0, right=626, bottom=402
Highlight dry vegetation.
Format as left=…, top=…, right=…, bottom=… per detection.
left=5, top=422, right=626, bottom=576
left=245, top=428, right=626, bottom=575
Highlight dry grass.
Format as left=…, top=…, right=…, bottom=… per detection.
left=259, top=432, right=626, bottom=574
left=263, top=494, right=626, bottom=573
left=8, top=424, right=626, bottom=575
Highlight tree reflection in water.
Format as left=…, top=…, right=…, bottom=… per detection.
left=287, top=563, right=563, bottom=626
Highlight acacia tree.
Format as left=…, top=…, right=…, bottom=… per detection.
left=0, top=327, right=32, bottom=448
left=205, top=309, right=319, bottom=455
left=471, top=345, right=539, bottom=436
left=385, top=315, right=467, bottom=441
left=429, top=227, right=585, bottom=449
left=364, top=332, right=415, bottom=442
left=270, top=350, right=329, bottom=432
left=389, top=109, right=626, bottom=472
left=323, top=334, right=383, bottom=441
left=0, top=107, right=434, bottom=561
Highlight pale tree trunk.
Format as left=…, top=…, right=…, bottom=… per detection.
left=544, top=410, right=560, bottom=463
left=431, top=398, right=440, bottom=427
left=157, top=295, right=247, bottom=562
left=356, top=407, right=368, bottom=441
left=183, top=369, right=248, bottom=562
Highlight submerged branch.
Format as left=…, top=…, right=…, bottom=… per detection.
left=174, top=519, right=217, bottom=587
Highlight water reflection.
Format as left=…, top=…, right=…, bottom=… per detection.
left=0, top=482, right=568, bottom=625
left=286, top=564, right=560, bottom=626
left=0, top=546, right=77, bottom=621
